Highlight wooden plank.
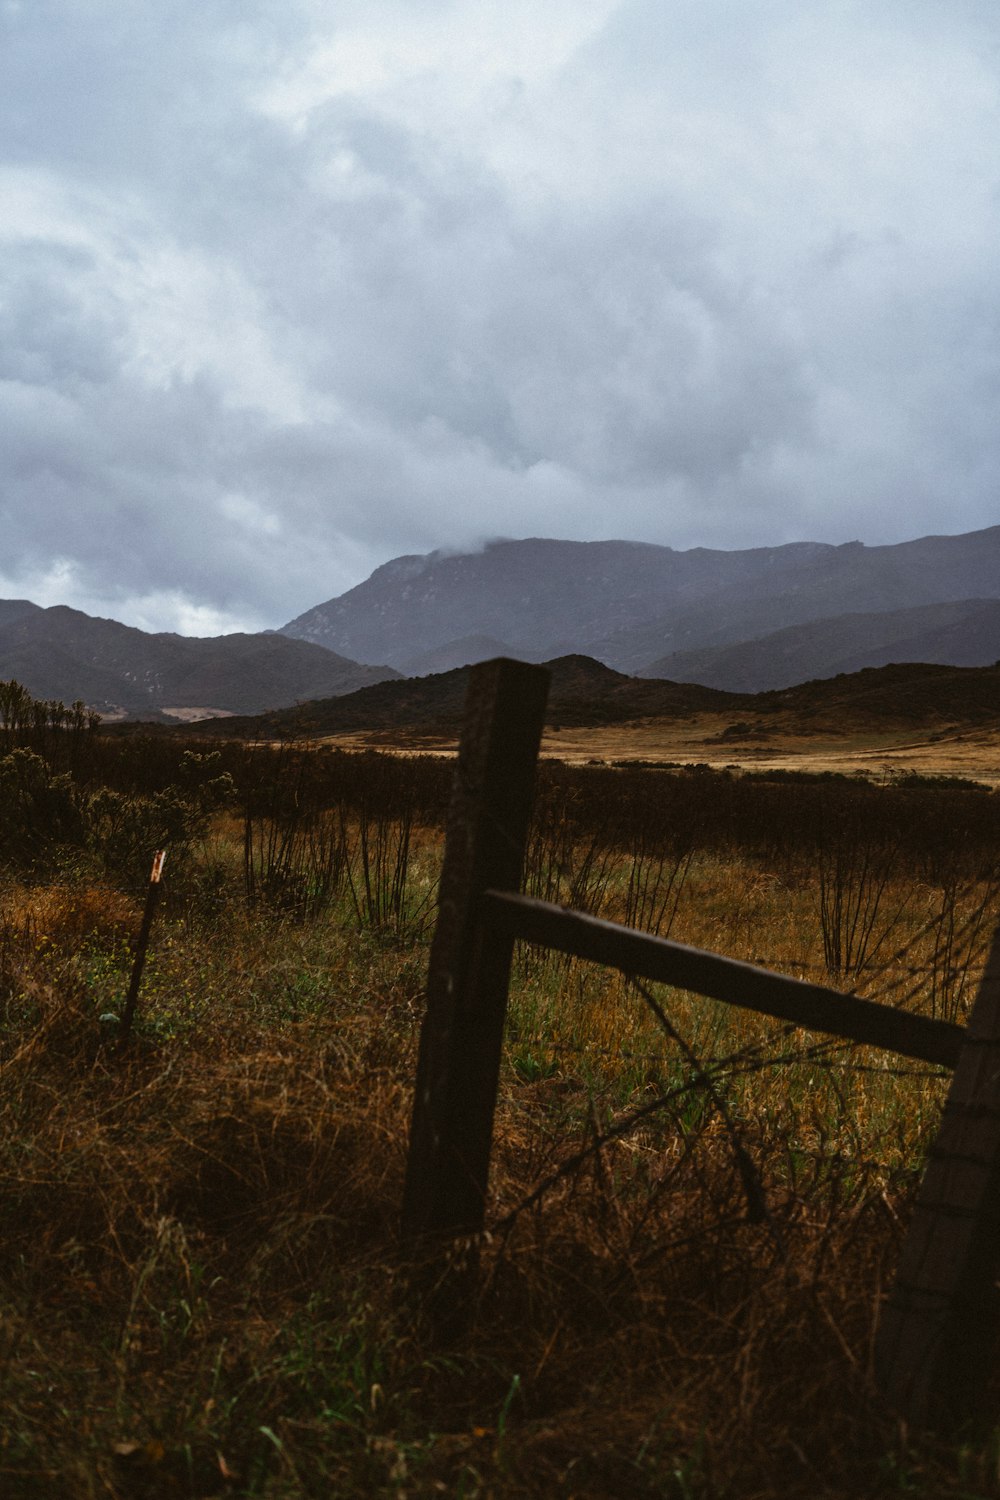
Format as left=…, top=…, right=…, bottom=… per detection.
left=479, top=891, right=964, bottom=1068
left=401, top=659, right=550, bottom=1242
left=876, top=926, right=1000, bottom=1427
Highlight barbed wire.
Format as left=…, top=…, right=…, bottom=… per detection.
left=509, top=1032, right=951, bottom=1082
left=518, top=825, right=998, bottom=994
left=491, top=1024, right=900, bottom=1237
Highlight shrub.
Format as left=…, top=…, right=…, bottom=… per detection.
left=85, top=751, right=233, bottom=887
left=0, top=748, right=84, bottom=870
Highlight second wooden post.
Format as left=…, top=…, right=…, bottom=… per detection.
left=876, top=926, right=1000, bottom=1426
left=401, top=657, right=549, bottom=1243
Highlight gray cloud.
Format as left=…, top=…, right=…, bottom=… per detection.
left=1, top=0, right=998, bottom=634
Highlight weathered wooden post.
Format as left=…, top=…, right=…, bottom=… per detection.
left=876, top=925, right=1000, bottom=1426
left=401, top=658, right=549, bottom=1243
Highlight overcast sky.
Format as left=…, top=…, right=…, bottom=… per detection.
left=2, top=0, right=999, bottom=635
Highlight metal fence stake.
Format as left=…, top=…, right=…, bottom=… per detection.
left=118, top=849, right=167, bottom=1044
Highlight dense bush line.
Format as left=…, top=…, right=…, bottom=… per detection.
left=2, top=666, right=998, bottom=893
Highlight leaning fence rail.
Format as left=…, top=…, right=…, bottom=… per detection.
left=480, top=890, right=965, bottom=1068
left=402, top=656, right=1000, bottom=1431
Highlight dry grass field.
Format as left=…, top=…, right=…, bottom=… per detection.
left=2, top=700, right=1000, bottom=1497
left=544, top=719, right=1000, bottom=785
left=301, top=717, right=1000, bottom=787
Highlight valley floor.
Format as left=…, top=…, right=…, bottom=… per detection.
left=302, top=718, right=1000, bottom=787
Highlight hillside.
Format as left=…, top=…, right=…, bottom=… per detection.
left=194, top=656, right=1000, bottom=743
left=0, top=604, right=399, bottom=718
left=280, top=527, right=1000, bottom=673
left=749, top=661, right=1000, bottom=732
left=399, top=633, right=524, bottom=676
left=641, top=599, right=1000, bottom=691
left=0, top=600, right=41, bottom=631
left=198, top=655, right=732, bottom=738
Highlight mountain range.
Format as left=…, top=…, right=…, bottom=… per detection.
left=643, top=598, right=1000, bottom=691
left=281, top=527, right=1000, bottom=690
left=0, top=602, right=397, bottom=718
left=1, top=524, right=998, bottom=717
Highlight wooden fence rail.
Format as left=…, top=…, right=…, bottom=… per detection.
left=480, top=890, right=965, bottom=1068
left=402, top=657, right=1000, bottom=1430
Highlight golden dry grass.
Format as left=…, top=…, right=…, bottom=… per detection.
left=303, top=719, right=1000, bottom=787
left=1, top=824, right=998, bottom=1497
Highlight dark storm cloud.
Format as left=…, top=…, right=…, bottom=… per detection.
left=1, top=0, right=998, bottom=632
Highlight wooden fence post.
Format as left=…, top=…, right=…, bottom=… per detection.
left=876, top=924, right=1000, bottom=1427
left=401, top=658, right=549, bottom=1243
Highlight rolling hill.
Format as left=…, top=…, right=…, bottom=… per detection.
left=640, top=598, right=1000, bottom=691
left=194, top=656, right=1000, bottom=743
left=0, top=604, right=399, bottom=718
left=196, top=655, right=730, bottom=738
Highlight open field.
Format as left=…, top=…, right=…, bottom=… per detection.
left=2, top=700, right=1000, bottom=1495
left=203, top=655, right=999, bottom=788
left=293, top=718, right=1000, bottom=788
left=544, top=719, right=1000, bottom=785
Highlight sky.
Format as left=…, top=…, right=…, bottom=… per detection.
left=2, top=0, right=999, bottom=636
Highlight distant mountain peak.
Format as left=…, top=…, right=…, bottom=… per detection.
left=281, top=526, right=1000, bottom=680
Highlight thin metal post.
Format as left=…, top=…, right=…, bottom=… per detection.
left=118, top=850, right=167, bottom=1043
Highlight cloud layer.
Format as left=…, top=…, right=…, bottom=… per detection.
left=2, top=0, right=999, bottom=633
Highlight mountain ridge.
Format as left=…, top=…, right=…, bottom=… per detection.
left=192, top=654, right=1000, bottom=743
left=640, top=598, right=1000, bottom=691
left=0, top=604, right=400, bottom=718
left=4, top=525, right=999, bottom=719
left=281, top=527, right=1000, bottom=676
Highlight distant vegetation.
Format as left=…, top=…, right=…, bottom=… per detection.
left=194, top=653, right=1000, bottom=743
left=1, top=675, right=999, bottom=1494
